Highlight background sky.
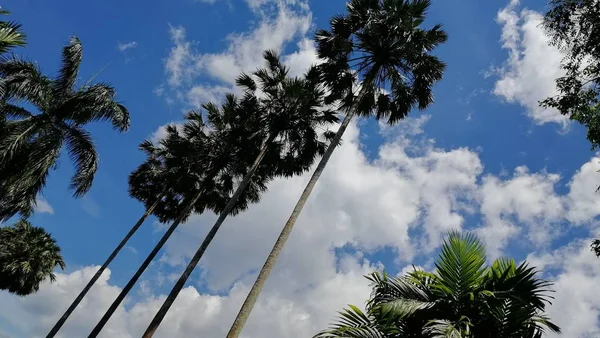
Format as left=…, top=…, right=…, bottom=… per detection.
left=1, top=0, right=600, bottom=337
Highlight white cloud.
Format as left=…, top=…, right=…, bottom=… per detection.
left=565, top=156, right=600, bottom=224
left=162, top=0, right=317, bottom=108
left=492, top=0, right=569, bottom=125
left=476, top=166, right=565, bottom=257
left=117, top=41, right=138, bottom=52
left=34, top=196, right=54, bottom=215
left=527, top=240, right=600, bottom=337
left=165, top=25, right=198, bottom=87
left=2, top=118, right=600, bottom=337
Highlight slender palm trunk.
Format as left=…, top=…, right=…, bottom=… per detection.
left=46, top=197, right=162, bottom=338
left=88, top=192, right=203, bottom=337
left=226, top=94, right=364, bottom=338
left=141, top=138, right=272, bottom=338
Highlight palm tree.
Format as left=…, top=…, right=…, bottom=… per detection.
left=0, top=37, right=130, bottom=221
left=315, top=231, right=560, bottom=338
left=141, top=51, right=337, bottom=337
left=88, top=94, right=275, bottom=337
left=226, top=1, right=447, bottom=337
left=46, top=139, right=191, bottom=337
left=0, top=219, right=65, bottom=296
left=0, top=9, right=26, bottom=55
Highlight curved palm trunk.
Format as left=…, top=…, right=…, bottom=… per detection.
left=46, top=198, right=162, bottom=338
left=226, top=99, right=363, bottom=338
left=88, top=192, right=203, bottom=337
left=141, top=139, right=272, bottom=338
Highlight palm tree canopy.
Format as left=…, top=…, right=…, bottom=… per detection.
left=316, top=0, right=447, bottom=124
left=0, top=37, right=130, bottom=221
left=129, top=95, right=270, bottom=224
left=130, top=52, right=338, bottom=224
left=0, top=219, right=65, bottom=296
left=236, top=50, right=339, bottom=177
left=316, top=231, right=560, bottom=338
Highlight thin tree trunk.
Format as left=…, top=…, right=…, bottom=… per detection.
left=225, top=92, right=365, bottom=338
left=141, top=138, right=272, bottom=338
left=88, top=192, right=203, bottom=338
left=46, top=197, right=162, bottom=338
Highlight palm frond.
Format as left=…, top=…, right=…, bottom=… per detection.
left=314, top=305, right=391, bottom=338
left=0, top=19, right=26, bottom=54
left=0, top=103, right=33, bottom=119
left=53, top=36, right=82, bottom=96
left=0, top=56, right=51, bottom=107
left=434, top=231, right=487, bottom=301
left=62, top=125, right=98, bottom=197
left=60, top=83, right=130, bottom=131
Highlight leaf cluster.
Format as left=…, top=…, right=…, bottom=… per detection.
left=316, top=232, right=560, bottom=338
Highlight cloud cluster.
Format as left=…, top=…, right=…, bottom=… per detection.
left=492, top=0, right=568, bottom=125
left=161, top=0, right=316, bottom=108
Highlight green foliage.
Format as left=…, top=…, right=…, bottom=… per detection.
left=316, top=232, right=560, bottom=338
left=0, top=9, right=26, bottom=55
left=0, top=37, right=130, bottom=221
left=0, top=219, right=64, bottom=296
left=541, top=0, right=600, bottom=148
left=315, top=0, right=447, bottom=123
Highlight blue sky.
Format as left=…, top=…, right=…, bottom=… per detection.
left=1, top=0, right=600, bottom=337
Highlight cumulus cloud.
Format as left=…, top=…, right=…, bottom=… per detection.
left=527, top=239, right=600, bottom=337
left=476, top=166, right=565, bottom=257
left=492, top=0, right=569, bottom=125
left=162, top=0, right=317, bottom=108
left=34, top=196, right=54, bottom=215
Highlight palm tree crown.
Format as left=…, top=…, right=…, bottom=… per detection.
left=316, top=231, right=560, bottom=338
left=316, top=0, right=447, bottom=122
left=0, top=37, right=130, bottom=221
left=0, top=219, right=65, bottom=296
left=236, top=50, right=338, bottom=176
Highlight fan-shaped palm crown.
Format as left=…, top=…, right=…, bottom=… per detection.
left=0, top=37, right=130, bottom=221
left=236, top=50, right=339, bottom=177
left=316, top=232, right=560, bottom=338
left=0, top=219, right=65, bottom=296
left=128, top=93, right=271, bottom=224
left=316, top=0, right=447, bottom=124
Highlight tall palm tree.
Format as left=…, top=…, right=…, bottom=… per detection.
left=141, top=51, right=337, bottom=337
left=226, top=1, right=447, bottom=337
left=0, top=37, right=130, bottom=221
left=315, top=231, right=560, bottom=338
left=0, top=9, right=26, bottom=55
left=46, top=138, right=192, bottom=337
left=0, top=219, right=65, bottom=296
left=88, top=94, right=275, bottom=337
